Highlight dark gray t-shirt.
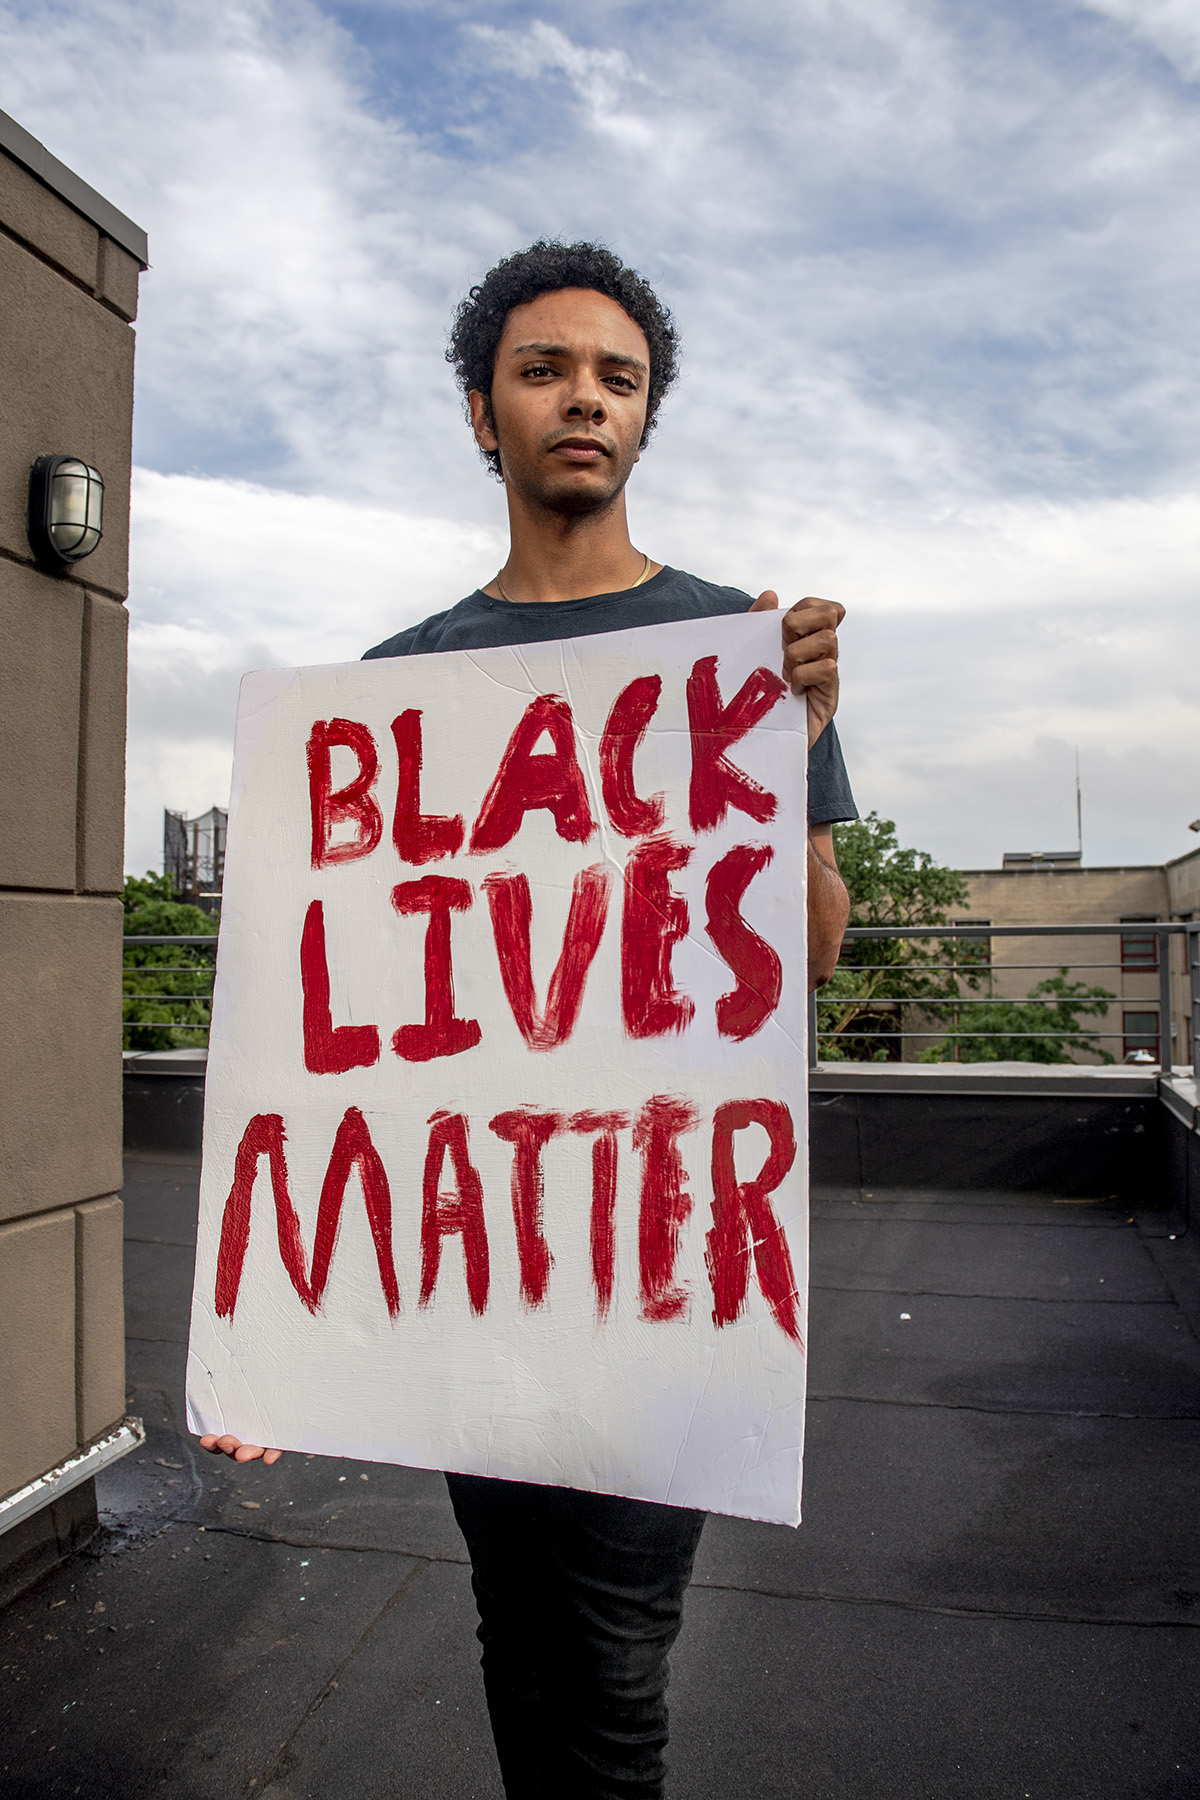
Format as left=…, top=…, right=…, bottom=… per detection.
left=364, top=565, right=858, bottom=826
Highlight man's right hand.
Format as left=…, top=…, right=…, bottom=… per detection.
left=200, top=1433, right=283, bottom=1466
left=750, top=588, right=845, bottom=747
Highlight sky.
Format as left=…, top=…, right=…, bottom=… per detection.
left=2, top=0, right=1198, bottom=875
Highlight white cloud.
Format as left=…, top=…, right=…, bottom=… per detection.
left=1079, top=0, right=1200, bottom=82
left=466, top=19, right=670, bottom=152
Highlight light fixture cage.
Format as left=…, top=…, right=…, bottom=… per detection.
left=28, top=454, right=104, bottom=567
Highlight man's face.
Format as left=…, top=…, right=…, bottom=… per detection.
left=470, top=288, right=651, bottom=516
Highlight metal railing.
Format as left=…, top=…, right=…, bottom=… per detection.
left=808, top=922, right=1200, bottom=1071
left=124, top=924, right=1200, bottom=1073
left=122, top=934, right=218, bottom=1046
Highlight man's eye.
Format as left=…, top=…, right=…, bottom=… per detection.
left=606, top=374, right=637, bottom=391
left=522, top=363, right=557, bottom=378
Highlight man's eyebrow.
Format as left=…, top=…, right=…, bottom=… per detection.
left=509, top=341, right=648, bottom=374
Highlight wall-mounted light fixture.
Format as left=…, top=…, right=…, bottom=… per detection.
left=27, top=455, right=104, bottom=569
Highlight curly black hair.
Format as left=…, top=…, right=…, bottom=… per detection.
left=447, top=240, right=681, bottom=480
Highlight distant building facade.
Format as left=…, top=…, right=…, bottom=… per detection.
left=955, top=847, right=1200, bottom=1067
left=164, top=806, right=227, bottom=912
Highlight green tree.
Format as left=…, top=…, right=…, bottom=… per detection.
left=920, top=973, right=1115, bottom=1065
left=122, top=872, right=219, bottom=1051
left=818, top=813, right=972, bottom=1060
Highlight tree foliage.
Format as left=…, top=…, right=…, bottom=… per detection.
left=921, top=974, right=1115, bottom=1065
left=819, top=813, right=972, bottom=1060
left=832, top=813, right=971, bottom=929
left=123, top=873, right=218, bottom=1051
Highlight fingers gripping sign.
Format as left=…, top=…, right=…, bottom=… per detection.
left=749, top=589, right=845, bottom=748
left=200, top=1433, right=283, bottom=1466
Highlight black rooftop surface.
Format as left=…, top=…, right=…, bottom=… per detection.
left=3, top=1160, right=1200, bottom=1797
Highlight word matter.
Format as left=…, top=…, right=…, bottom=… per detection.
left=214, top=1095, right=802, bottom=1344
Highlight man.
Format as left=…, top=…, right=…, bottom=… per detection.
left=203, top=240, right=856, bottom=1798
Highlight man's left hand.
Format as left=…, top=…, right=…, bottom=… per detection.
left=750, top=591, right=845, bottom=746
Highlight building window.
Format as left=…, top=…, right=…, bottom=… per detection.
left=1123, top=1011, right=1159, bottom=1058
left=1120, top=917, right=1159, bottom=970
left=952, top=919, right=992, bottom=968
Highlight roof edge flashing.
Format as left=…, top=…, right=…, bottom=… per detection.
left=0, top=1418, right=145, bottom=1538
left=0, top=107, right=148, bottom=268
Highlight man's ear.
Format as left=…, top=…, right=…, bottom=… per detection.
left=469, top=389, right=499, bottom=452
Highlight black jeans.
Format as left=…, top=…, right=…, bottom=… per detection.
left=446, top=1473, right=707, bottom=1800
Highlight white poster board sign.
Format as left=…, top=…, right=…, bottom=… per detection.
left=186, top=610, right=809, bottom=1524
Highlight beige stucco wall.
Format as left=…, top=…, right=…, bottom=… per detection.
left=0, top=141, right=139, bottom=1501
left=957, top=865, right=1177, bottom=1066
left=1166, top=848, right=1200, bottom=920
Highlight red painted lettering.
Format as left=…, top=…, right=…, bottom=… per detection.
left=484, top=864, right=612, bottom=1050
left=310, top=1106, right=401, bottom=1319
left=706, top=1099, right=801, bottom=1343
left=391, top=878, right=482, bottom=1062
left=300, top=900, right=381, bottom=1074
left=214, top=1108, right=399, bottom=1321
left=687, top=656, right=786, bottom=833
left=214, top=1114, right=311, bottom=1319
left=470, top=694, right=595, bottom=852
left=421, top=1112, right=489, bottom=1314
left=633, top=1095, right=699, bottom=1323
left=307, top=718, right=384, bottom=868
left=621, top=835, right=695, bottom=1039
left=704, top=845, right=782, bottom=1040
left=600, top=675, right=665, bottom=837
left=391, top=710, right=465, bottom=865
left=569, top=1110, right=629, bottom=1320
left=489, top=1109, right=562, bottom=1308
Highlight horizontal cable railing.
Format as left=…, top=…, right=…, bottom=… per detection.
left=809, top=922, right=1200, bottom=1072
left=123, top=924, right=1200, bottom=1072
left=123, top=934, right=217, bottom=1047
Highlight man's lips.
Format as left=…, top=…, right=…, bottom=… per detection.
left=548, top=437, right=611, bottom=463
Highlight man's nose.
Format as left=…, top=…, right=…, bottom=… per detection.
left=562, top=369, right=607, bottom=420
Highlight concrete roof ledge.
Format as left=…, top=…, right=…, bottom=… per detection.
left=0, top=106, right=148, bottom=266
left=121, top=1049, right=1185, bottom=1100
left=811, top=1060, right=1169, bottom=1098
left=123, top=1048, right=208, bottom=1078
left=1160, top=1071, right=1198, bottom=1131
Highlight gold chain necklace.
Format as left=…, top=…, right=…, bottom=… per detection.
left=494, top=552, right=652, bottom=604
